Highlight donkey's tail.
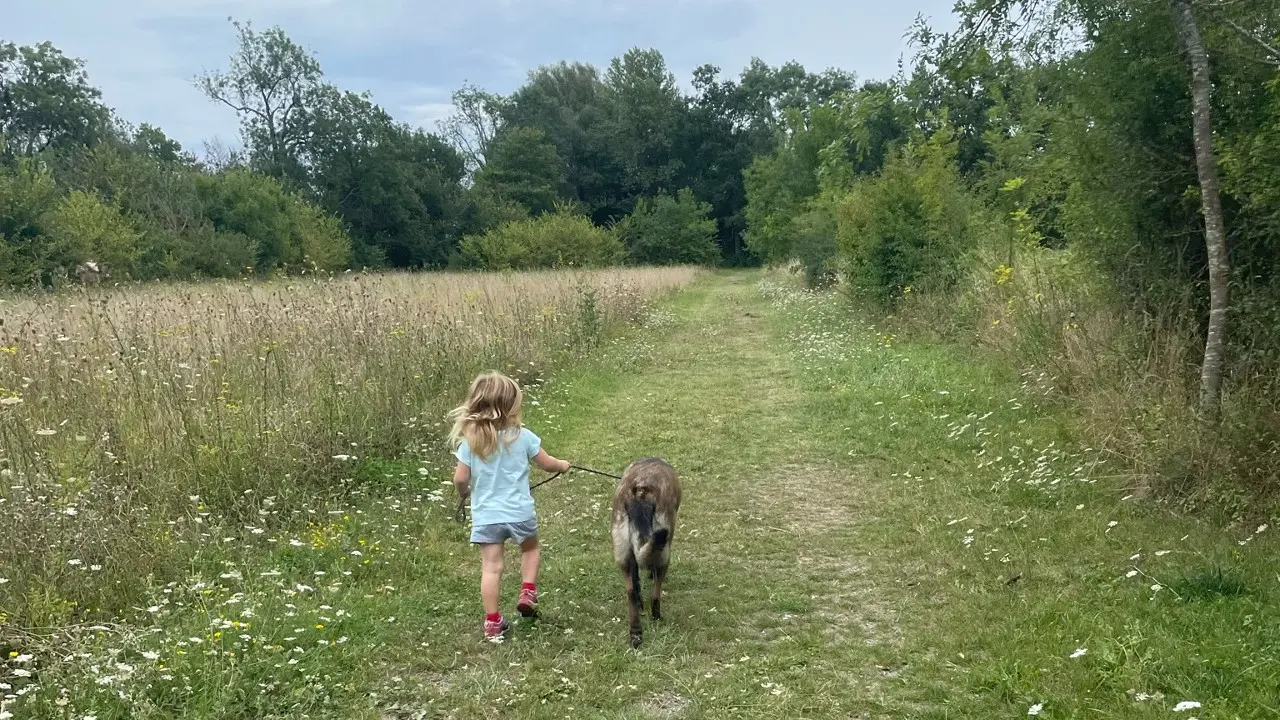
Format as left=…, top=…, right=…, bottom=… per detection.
left=635, top=526, right=670, bottom=567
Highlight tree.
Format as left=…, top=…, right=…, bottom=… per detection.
left=744, top=104, right=848, bottom=263
left=439, top=83, right=509, bottom=175
left=473, top=126, right=566, bottom=215
left=618, top=189, right=720, bottom=265
left=0, top=41, right=111, bottom=156
left=599, top=49, right=688, bottom=209
left=309, top=106, right=469, bottom=269
left=197, top=21, right=323, bottom=184
left=1171, top=0, right=1229, bottom=419
left=937, top=0, right=1277, bottom=420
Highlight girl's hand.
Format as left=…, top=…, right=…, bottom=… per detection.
left=559, top=459, right=571, bottom=473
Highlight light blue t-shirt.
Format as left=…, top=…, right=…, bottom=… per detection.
left=455, top=427, right=541, bottom=526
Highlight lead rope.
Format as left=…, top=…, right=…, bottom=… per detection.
left=453, top=464, right=623, bottom=523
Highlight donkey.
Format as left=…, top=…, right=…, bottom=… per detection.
left=611, top=457, right=682, bottom=648
left=75, top=261, right=107, bottom=287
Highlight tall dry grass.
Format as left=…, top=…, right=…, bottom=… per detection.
left=894, top=242, right=1280, bottom=513
left=0, top=267, right=700, bottom=627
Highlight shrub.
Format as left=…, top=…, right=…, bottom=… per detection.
left=791, top=204, right=838, bottom=287
left=460, top=206, right=624, bottom=270
left=618, top=189, right=720, bottom=265
left=196, top=169, right=351, bottom=275
left=0, top=158, right=60, bottom=286
left=43, top=190, right=143, bottom=279
left=831, top=140, right=975, bottom=306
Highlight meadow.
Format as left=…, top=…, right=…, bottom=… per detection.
left=0, top=267, right=698, bottom=707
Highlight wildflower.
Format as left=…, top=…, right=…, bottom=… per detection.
left=13, top=654, right=32, bottom=663
left=0, top=578, right=7, bottom=584
left=35, top=429, right=57, bottom=436
left=1173, top=701, right=1201, bottom=712
left=63, top=507, right=78, bottom=517
left=12, top=669, right=31, bottom=678
left=1070, top=648, right=1087, bottom=659
left=0, top=396, right=22, bottom=406
left=90, top=565, right=102, bottom=571
left=68, top=559, right=83, bottom=566
left=141, top=651, right=160, bottom=661
left=1126, top=570, right=1139, bottom=578
left=1028, top=702, right=1044, bottom=716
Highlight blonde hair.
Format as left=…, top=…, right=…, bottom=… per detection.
left=448, top=371, right=523, bottom=460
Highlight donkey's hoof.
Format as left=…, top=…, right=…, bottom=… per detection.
left=629, top=632, right=643, bottom=649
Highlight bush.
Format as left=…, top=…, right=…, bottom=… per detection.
left=791, top=204, right=838, bottom=287
left=460, top=206, right=624, bottom=270
left=44, top=190, right=143, bottom=279
left=831, top=140, right=975, bottom=306
left=0, top=160, right=146, bottom=285
left=618, top=189, right=720, bottom=265
left=196, top=169, right=350, bottom=274
left=0, top=159, right=61, bottom=286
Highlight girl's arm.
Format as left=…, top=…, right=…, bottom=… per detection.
left=532, top=449, right=571, bottom=474
left=454, top=461, right=471, bottom=499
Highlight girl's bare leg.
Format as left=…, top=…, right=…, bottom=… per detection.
left=479, top=543, right=505, bottom=615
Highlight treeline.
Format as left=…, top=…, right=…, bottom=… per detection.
left=742, top=0, right=1279, bottom=497
left=1, top=23, right=856, bottom=286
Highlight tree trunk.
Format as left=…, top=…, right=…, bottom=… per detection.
left=1171, top=0, right=1230, bottom=421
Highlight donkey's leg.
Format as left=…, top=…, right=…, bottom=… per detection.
left=624, top=555, right=644, bottom=647
left=650, top=553, right=668, bottom=622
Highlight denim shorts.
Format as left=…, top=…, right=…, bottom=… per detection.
left=470, top=517, right=539, bottom=545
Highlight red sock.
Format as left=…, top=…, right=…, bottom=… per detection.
left=486, top=612, right=502, bottom=623
left=521, top=582, right=536, bottom=592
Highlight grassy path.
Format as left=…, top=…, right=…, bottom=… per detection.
left=380, top=270, right=1277, bottom=720
left=387, top=271, right=888, bottom=718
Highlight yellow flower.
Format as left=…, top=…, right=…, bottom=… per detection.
left=993, top=264, right=1013, bottom=286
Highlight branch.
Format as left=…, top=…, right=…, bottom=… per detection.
left=1221, top=16, right=1280, bottom=65
left=211, top=93, right=267, bottom=122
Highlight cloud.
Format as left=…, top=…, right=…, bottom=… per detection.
left=8, top=0, right=957, bottom=153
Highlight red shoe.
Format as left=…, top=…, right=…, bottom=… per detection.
left=484, top=615, right=509, bottom=641
left=516, top=587, right=538, bottom=617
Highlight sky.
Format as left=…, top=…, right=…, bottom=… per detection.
left=7, top=0, right=958, bottom=157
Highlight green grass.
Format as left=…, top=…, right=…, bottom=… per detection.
left=8, top=270, right=1278, bottom=719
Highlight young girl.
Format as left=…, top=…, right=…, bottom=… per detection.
left=449, top=371, right=571, bottom=640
